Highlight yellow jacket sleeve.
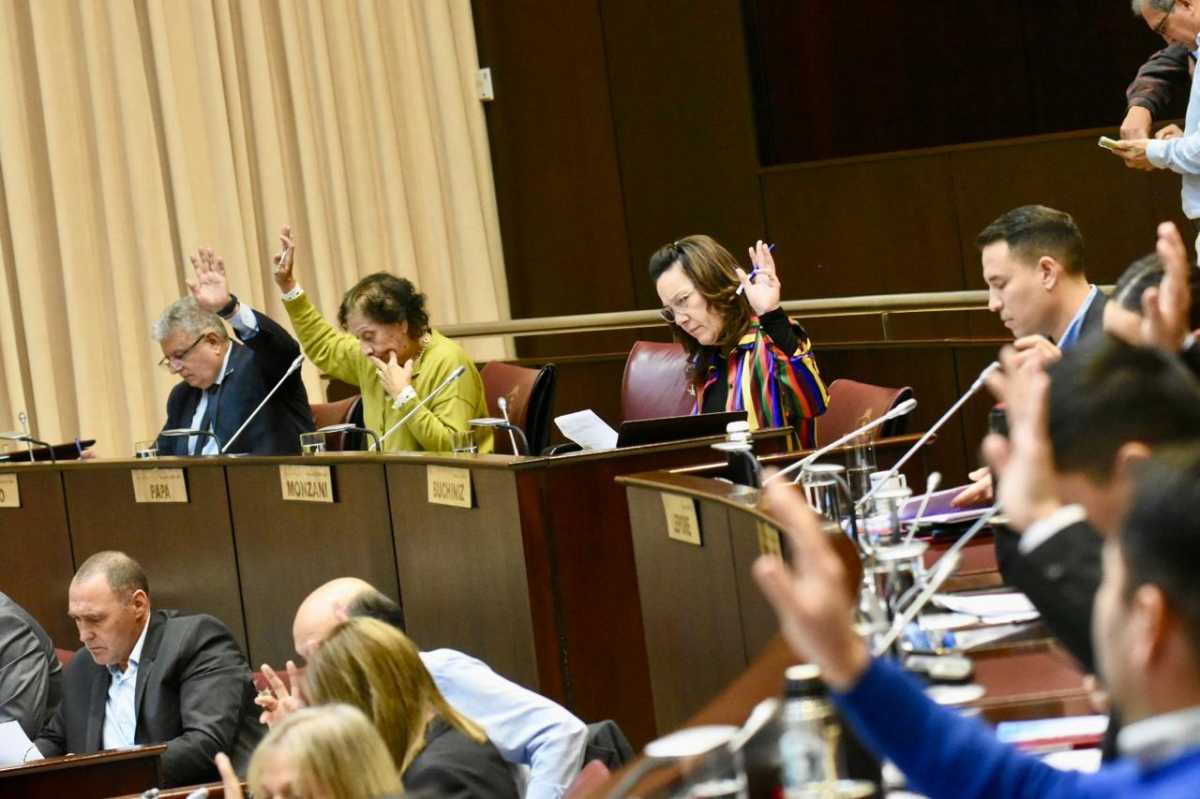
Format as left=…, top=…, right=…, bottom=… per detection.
left=281, top=291, right=366, bottom=387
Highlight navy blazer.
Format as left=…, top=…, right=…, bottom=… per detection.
left=158, top=309, right=313, bottom=456
left=34, top=609, right=263, bottom=787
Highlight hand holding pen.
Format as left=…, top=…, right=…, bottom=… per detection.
left=736, top=240, right=781, bottom=316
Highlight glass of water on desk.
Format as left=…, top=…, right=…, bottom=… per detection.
left=451, top=429, right=478, bottom=455
left=676, top=743, right=747, bottom=799
left=300, top=431, right=326, bottom=456
left=133, top=440, right=158, bottom=459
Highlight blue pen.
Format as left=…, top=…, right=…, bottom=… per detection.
left=736, top=243, right=775, bottom=295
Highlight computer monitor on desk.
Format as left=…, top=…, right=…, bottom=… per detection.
left=616, top=411, right=746, bottom=449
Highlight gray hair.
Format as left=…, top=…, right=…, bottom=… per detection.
left=73, top=550, right=150, bottom=600
left=1133, top=0, right=1176, bottom=15
left=151, top=296, right=227, bottom=343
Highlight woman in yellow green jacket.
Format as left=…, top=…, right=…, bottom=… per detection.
left=272, top=225, right=491, bottom=453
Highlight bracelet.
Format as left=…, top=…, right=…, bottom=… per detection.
left=280, top=285, right=305, bottom=302
left=391, top=385, right=418, bottom=410
left=217, top=294, right=239, bottom=319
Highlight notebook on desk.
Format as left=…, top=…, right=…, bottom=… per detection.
left=615, top=411, right=747, bottom=448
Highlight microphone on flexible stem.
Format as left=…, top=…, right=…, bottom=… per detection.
left=315, top=423, right=381, bottom=453
left=497, top=396, right=519, bottom=454
left=856, top=362, right=1001, bottom=510
left=902, top=471, right=942, bottom=545
left=157, top=428, right=218, bottom=457
left=18, top=411, right=32, bottom=461
left=376, top=365, right=467, bottom=449
left=763, top=398, right=919, bottom=485
left=0, top=432, right=58, bottom=464
left=220, top=353, right=306, bottom=454
left=890, top=504, right=1000, bottom=617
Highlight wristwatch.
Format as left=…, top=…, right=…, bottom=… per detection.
left=217, top=294, right=239, bottom=319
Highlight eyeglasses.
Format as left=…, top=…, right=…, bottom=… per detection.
left=660, top=290, right=697, bottom=324
left=1154, top=1, right=1176, bottom=38
left=157, top=334, right=207, bottom=371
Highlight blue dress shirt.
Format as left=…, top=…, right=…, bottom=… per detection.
left=1146, top=35, right=1200, bottom=219
left=420, top=649, right=588, bottom=799
left=102, top=620, right=149, bottom=749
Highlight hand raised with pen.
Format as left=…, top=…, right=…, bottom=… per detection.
left=187, top=247, right=233, bottom=315
left=738, top=240, right=781, bottom=317
left=273, top=225, right=297, bottom=294
left=255, top=660, right=306, bottom=728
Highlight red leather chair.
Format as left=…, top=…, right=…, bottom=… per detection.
left=55, top=648, right=75, bottom=667
left=480, top=362, right=558, bottom=455
left=620, top=341, right=694, bottom=421
left=818, top=379, right=914, bottom=446
left=310, top=395, right=363, bottom=451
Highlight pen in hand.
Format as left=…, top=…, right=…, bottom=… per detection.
left=736, top=243, right=775, bottom=296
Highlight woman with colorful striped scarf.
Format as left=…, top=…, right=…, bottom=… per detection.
left=649, top=235, right=829, bottom=448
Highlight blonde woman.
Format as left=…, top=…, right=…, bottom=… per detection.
left=307, top=617, right=518, bottom=798
left=214, top=704, right=402, bottom=799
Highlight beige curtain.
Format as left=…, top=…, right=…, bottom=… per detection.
left=0, top=0, right=510, bottom=455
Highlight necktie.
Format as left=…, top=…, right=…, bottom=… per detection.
left=192, top=384, right=221, bottom=455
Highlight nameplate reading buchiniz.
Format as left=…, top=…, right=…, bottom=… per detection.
left=280, top=464, right=335, bottom=503
left=661, top=493, right=701, bottom=546
left=427, top=465, right=472, bottom=509
left=756, top=520, right=783, bottom=558
left=131, top=468, right=188, bottom=504
left=0, top=474, right=19, bottom=508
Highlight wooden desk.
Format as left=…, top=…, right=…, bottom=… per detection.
left=0, top=745, right=164, bottom=799
left=618, top=465, right=1003, bottom=735
left=62, top=460, right=249, bottom=656
left=0, top=467, right=75, bottom=645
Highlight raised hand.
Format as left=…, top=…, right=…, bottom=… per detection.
left=370, top=352, right=414, bottom=400
left=255, top=660, right=306, bottom=727
left=752, top=479, right=869, bottom=690
left=187, top=247, right=233, bottom=315
left=738, top=240, right=782, bottom=317
left=1140, top=221, right=1193, bottom=352
left=980, top=346, right=1061, bottom=533
left=273, top=224, right=297, bottom=293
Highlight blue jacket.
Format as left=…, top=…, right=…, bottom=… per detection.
left=833, top=658, right=1200, bottom=798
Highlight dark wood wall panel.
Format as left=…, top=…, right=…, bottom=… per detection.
left=760, top=154, right=965, bottom=301
left=471, top=0, right=636, bottom=330
left=2, top=470, right=76, bottom=646
left=745, top=1, right=1172, bottom=164
left=599, top=0, right=765, bottom=309
left=63, top=465, right=247, bottom=655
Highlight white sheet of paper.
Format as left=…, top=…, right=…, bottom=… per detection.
left=554, top=410, right=618, bottom=450
left=932, top=591, right=1037, bottom=617
left=0, top=720, right=41, bottom=766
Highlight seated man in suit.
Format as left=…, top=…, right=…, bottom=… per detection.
left=152, top=248, right=312, bottom=456
left=978, top=204, right=1106, bottom=368
left=0, top=592, right=62, bottom=738
left=263, top=578, right=589, bottom=799
left=34, top=551, right=262, bottom=787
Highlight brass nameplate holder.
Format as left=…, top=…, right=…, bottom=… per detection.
left=427, top=465, right=472, bottom=509
left=280, top=464, right=335, bottom=503
left=0, top=474, right=19, bottom=508
left=132, top=468, right=189, bottom=504
left=756, top=520, right=783, bottom=558
left=662, top=493, right=702, bottom=546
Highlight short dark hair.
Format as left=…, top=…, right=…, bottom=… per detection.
left=344, top=588, right=406, bottom=633
left=1048, top=338, right=1200, bottom=478
left=1121, top=447, right=1200, bottom=660
left=337, top=273, right=429, bottom=337
left=73, top=551, right=150, bottom=601
left=1113, top=252, right=1200, bottom=331
left=976, top=205, right=1085, bottom=275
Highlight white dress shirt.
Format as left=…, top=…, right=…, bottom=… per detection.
left=102, top=619, right=149, bottom=749
left=420, top=649, right=588, bottom=799
left=1146, top=34, right=1200, bottom=219
left=187, top=306, right=258, bottom=455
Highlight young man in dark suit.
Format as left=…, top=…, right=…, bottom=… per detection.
left=152, top=247, right=312, bottom=456
left=34, top=551, right=262, bottom=787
